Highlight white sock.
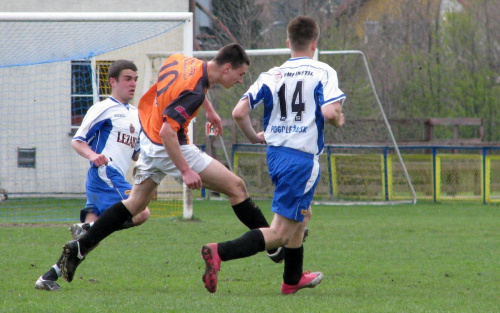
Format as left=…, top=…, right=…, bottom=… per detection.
left=52, top=264, right=62, bottom=277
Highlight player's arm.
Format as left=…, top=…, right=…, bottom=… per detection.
left=202, top=97, right=223, bottom=135
left=159, top=120, right=202, bottom=189
left=72, top=140, right=108, bottom=167
left=232, top=97, right=265, bottom=144
left=322, top=101, right=345, bottom=128
left=132, top=150, right=140, bottom=162
left=72, top=103, right=109, bottom=166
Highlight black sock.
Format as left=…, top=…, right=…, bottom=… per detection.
left=232, top=198, right=269, bottom=230
left=78, top=202, right=132, bottom=254
left=231, top=198, right=278, bottom=254
left=283, top=246, right=304, bottom=285
left=42, top=267, right=59, bottom=281
left=84, top=219, right=133, bottom=232
left=217, top=229, right=266, bottom=261
left=55, top=254, right=63, bottom=268
left=41, top=255, right=64, bottom=281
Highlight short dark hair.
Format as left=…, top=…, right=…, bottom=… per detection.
left=213, top=43, right=250, bottom=68
left=108, top=59, right=138, bottom=80
left=287, top=16, right=320, bottom=51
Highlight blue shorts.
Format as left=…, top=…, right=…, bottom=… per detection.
left=80, top=165, right=131, bottom=222
left=267, top=146, right=320, bottom=222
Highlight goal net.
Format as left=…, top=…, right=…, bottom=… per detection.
left=0, top=12, right=193, bottom=222
left=171, top=49, right=417, bottom=205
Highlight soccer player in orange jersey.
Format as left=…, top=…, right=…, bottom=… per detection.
left=57, top=43, right=278, bottom=283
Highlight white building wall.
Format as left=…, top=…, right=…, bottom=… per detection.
left=0, top=3, right=190, bottom=197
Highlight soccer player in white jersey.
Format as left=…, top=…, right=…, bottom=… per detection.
left=201, top=16, right=345, bottom=294
left=35, top=60, right=151, bottom=291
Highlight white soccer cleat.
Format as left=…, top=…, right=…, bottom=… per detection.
left=69, top=223, right=87, bottom=240
left=35, top=276, right=61, bottom=291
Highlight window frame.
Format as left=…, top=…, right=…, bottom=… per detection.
left=70, top=60, right=113, bottom=130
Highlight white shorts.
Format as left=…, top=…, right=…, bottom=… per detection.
left=133, top=144, right=213, bottom=185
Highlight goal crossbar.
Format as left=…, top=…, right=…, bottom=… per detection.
left=0, top=12, right=193, bottom=22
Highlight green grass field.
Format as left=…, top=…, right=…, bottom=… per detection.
left=1, top=200, right=499, bottom=312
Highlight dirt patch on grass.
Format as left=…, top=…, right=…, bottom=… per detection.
left=0, top=223, right=68, bottom=228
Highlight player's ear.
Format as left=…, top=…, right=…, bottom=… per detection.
left=311, top=40, right=317, bottom=52
left=223, top=63, right=231, bottom=74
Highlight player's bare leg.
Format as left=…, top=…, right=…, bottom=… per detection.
left=285, top=207, right=311, bottom=248
left=268, top=208, right=311, bottom=263
left=199, top=160, right=280, bottom=258
left=199, top=159, right=248, bottom=205
left=122, top=178, right=158, bottom=215
left=261, top=214, right=303, bottom=249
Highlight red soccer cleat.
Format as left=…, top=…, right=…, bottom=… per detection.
left=201, top=243, right=221, bottom=293
left=281, top=271, right=324, bottom=295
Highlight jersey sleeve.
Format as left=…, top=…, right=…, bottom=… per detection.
left=72, top=103, right=109, bottom=143
left=243, top=69, right=277, bottom=111
left=321, top=66, right=346, bottom=107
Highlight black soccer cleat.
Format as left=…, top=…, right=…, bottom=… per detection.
left=60, top=240, right=85, bottom=282
left=268, top=228, right=309, bottom=263
left=267, top=247, right=284, bottom=263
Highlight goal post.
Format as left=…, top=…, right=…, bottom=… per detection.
left=321, top=50, right=417, bottom=204
left=175, top=48, right=417, bottom=205
left=0, top=12, right=193, bottom=222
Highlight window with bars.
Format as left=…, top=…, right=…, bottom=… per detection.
left=71, top=60, right=113, bottom=127
left=17, top=147, right=36, bottom=168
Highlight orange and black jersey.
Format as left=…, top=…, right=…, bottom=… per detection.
left=139, top=54, right=209, bottom=145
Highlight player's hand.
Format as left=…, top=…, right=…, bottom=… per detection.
left=337, top=112, right=345, bottom=128
left=327, top=112, right=345, bottom=128
left=90, top=153, right=108, bottom=167
left=206, top=110, right=223, bottom=135
left=182, top=169, right=202, bottom=190
left=251, top=131, right=266, bottom=144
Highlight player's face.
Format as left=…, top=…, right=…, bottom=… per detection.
left=221, top=63, right=248, bottom=89
left=111, top=69, right=138, bottom=103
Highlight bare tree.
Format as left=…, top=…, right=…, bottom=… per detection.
left=207, top=0, right=264, bottom=48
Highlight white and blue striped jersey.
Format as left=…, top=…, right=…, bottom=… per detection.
left=243, top=57, right=346, bottom=155
left=73, top=97, right=140, bottom=177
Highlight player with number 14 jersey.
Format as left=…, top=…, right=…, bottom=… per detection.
left=243, top=57, right=346, bottom=155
